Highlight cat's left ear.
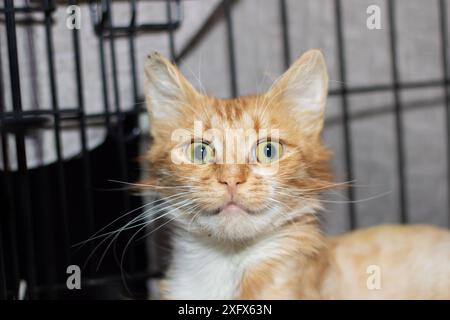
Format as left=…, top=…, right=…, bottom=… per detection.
left=267, top=49, right=328, bottom=135
left=144, top=52, right=200, bottom=125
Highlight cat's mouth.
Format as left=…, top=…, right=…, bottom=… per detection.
left=212, top=201, right=255, bottom=215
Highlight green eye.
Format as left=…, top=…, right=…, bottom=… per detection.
left=255, top=141, right=283, bottom=163
left=186, top=141, right=215, bottom=164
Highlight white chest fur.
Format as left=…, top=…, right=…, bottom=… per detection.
left=165, top=232, right=285, bottom=300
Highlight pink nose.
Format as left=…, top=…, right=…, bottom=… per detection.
left=219, top=176, right=246, bottom=195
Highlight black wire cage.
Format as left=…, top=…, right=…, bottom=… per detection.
left=0, top=0, right=449, bottom=300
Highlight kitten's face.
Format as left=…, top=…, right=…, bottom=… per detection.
left=143, top=50, right=331, bottom=241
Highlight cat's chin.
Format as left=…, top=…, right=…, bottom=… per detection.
left=186, top=204, right=284, bottom=242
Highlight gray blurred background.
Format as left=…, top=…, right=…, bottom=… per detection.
left=1, top=0, right=449, bottom=235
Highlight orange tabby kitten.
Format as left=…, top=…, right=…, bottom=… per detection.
left=143, top=50, right=450, bottom=299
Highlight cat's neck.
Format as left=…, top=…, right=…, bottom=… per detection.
left=164, top=214, right=325, bottom=299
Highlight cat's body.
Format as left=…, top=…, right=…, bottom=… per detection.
left=143, top=50, right=450, bottom=300
left=164, top=222, right=450, bottom=299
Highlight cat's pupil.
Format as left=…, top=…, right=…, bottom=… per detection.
left=265, top=143, right=273, bottom=158
left=195, top=144, right=206, bottom=160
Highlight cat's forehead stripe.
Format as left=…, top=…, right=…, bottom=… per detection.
left=207, top=100, right=257, bottom=130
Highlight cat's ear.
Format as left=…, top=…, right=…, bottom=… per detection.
left=268, top=49, right=328, bottom=135
left=144, top=52, right=199, bottom=122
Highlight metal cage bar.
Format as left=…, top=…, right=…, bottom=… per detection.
left=129, top=0, right=140, bottom=107
left=68, top=0, right=97, bottom=277
left=0, top=34, right=20, bottom=299
left=166, top=0, right=177, bottom=60
left=387, top=1, right=408, bottom=223
left=334, top=0, right=356, bottom=229
left=224, top=0, right=238, bottom=98
left=439, top=0, right=450, bottom=228
left=43, top=0, right=70, bottom=268
left=104, top=0, right=135, bottom=275
left=3, top=0, right=37, bottom=298
left=279, top=0, right=291, bottom=69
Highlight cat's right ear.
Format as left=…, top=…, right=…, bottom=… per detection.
left=144, top=52, right=199, bottom=122
left=267, top=49, right=328, bottom=136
